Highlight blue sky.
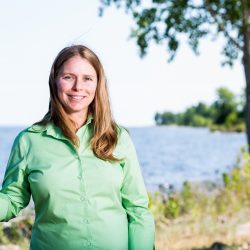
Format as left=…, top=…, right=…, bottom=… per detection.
left=0, top=0, right=245, bottom=127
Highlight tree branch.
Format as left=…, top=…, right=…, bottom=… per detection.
left=204, top=0, right=243, bottom=52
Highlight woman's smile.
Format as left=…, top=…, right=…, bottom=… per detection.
left=67, top=94, right=86, bottom=100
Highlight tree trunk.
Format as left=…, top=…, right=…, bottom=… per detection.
left=243, top=46, right=250, bottom=150
left=243, top=57, right=250, bottom=151
left=242, top=0, right=250, bottom=151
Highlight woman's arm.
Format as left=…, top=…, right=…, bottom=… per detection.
left=119, top=128, right=155, bottom=250
left=0, top=132, right=31, bottom=222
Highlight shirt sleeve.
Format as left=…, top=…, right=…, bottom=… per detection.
left=119, top=128, right=155, bottom=250
left=0, top=132, right=31, bottom=222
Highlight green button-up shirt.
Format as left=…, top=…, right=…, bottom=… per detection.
left=0, top=114, right=155, bottom=250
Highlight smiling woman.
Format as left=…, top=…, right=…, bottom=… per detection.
left=0, top=45, right=155, bottom=250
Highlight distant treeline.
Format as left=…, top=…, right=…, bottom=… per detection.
left=155, top=87, right=245, bottom=132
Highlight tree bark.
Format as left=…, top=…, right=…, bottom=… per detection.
left=242, top=0, right=250, bottom=151
left=243, top=56, right=250, bottom=151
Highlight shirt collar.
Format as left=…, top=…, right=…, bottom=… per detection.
left=28, top=113, right=94, bottom=140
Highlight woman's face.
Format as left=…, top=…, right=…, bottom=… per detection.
left=56, top=55, right=97, bottom=116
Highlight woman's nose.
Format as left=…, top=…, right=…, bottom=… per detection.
left=72, top=78, right=83, bottom=91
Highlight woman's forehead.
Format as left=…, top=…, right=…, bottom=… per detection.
left=59, top=56, right=97, bottom=76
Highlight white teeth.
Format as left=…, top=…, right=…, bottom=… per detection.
left=69, top=95, right=85, bottom=100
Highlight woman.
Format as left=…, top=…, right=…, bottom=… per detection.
left=0, top=45, right=155, bottom=250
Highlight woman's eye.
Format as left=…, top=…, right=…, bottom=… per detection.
left=84, top=77, right=92, bottom=81
left=63, top=75, right=73, bottom=80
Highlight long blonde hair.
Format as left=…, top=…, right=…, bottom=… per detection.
left=35, top=45, right=122, bottom=162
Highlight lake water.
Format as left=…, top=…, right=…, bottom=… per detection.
left=0, top=125, right=246, bottom=192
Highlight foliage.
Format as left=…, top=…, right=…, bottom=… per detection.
left=164, top=195, right=180, bottom=219
left=0, top=224, right=9, bottom=244
left=0, top=217, right=33, bottom=246
left=99, top=0, right=246, bottom=66
left=155, top=86, right=245, bottom=131
left=213, top=87, right=239, bottom=125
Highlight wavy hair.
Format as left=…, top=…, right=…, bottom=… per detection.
left=34, top=45, right=122, bottom=162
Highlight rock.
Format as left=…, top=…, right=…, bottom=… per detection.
left=193, top=242, right=237, bottom=250
left=208, top=242, right=230, bottom=250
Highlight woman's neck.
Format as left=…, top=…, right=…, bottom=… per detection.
left=69, top=110, right=88, bottom=131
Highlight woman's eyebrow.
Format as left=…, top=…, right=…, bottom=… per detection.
left=61, top=72, right=95, bottom=77
left=83, top=74, right=95, bottom=77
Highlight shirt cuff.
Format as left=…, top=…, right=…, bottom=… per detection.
left=0, top=192, right=10, bottom=221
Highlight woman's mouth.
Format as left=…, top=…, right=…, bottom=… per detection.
left=67, top=95, right=86, bottom=100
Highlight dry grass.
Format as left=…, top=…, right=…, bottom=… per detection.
left=155, top=209, right=250, bottom=250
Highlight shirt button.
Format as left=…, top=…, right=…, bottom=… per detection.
left=77, top=175, right=82, bottom=180
left=80, top=196, right=86, bottom=201
left=83, top=218, right=89, bottom=223
left=85, top=240, right=92, bottom=247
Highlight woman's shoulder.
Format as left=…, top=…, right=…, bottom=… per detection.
left=12, top=123, right=49, bottom=146
left=116, top=125, right=133, bottom=147
left=117, top=124, right=129, bottom=137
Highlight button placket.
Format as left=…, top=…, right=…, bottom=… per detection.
left=76, top=154, right=83, bottom=180
left=77, top=127, right=93, bottom=246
